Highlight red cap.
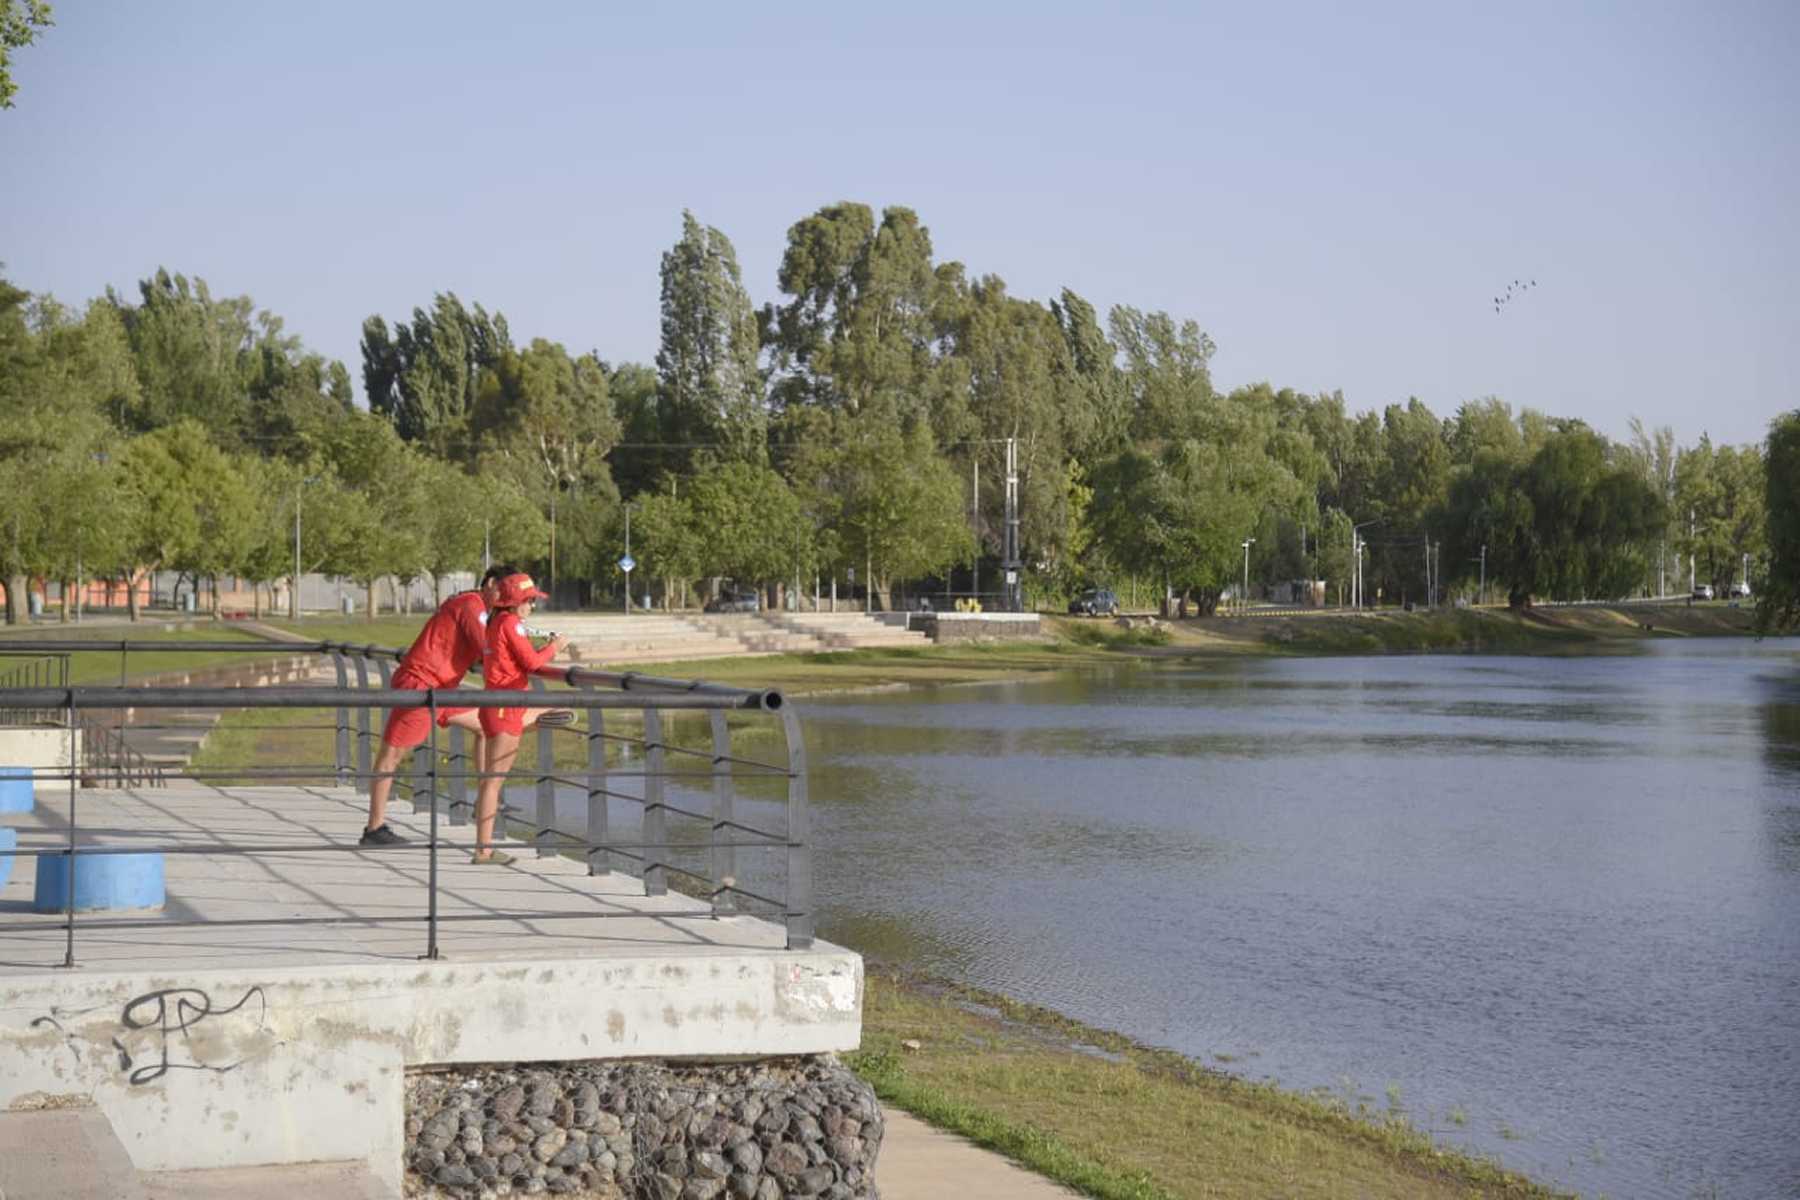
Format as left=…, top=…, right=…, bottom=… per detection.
left=496, top=573, right=547, bottom=607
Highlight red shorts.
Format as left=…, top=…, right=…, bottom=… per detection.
left=478, top=703, right=526, bottom=739
left=380, top=669, right=473, bottom=749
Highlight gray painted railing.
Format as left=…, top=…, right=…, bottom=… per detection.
left=0, top=638, right=812, bottom=964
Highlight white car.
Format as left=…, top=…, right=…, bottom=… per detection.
left=1692, top=584, right=1715, bottom=600
left=1730, top=581, right=1752, bottom=598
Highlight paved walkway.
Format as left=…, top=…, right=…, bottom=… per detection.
left=877, top=1108, right=1082, bottom=1199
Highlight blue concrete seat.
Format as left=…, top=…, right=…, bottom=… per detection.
left=0, top=767, right=31, bottom=814
left=32, top=851, right=165, bottom=913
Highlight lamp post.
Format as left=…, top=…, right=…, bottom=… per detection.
left=1241, top=537, right=1256, bottom=615
left=1351, top=518, right=1383, bottom=609
left=622, top=502, right=634, bottom=614
left=291, top=475, right=319, bottom=620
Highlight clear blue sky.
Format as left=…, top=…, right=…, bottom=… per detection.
left=3, top=1, right=1795, bottom=447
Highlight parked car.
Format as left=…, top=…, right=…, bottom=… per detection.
left=1731, top=581, right=1752, bottom=598
left=1068, top=587, right=1120, bottom=616
left=704, top=587, right=761, bottom=613
left=1692, top=583, right=1715, bottom=600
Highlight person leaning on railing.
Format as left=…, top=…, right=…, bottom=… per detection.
left=471, top=573, right=572, bottom=866
left=360, top=564, right=516, bottom=847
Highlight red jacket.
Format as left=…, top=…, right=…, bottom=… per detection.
left=396, top=591, right=488, bottom=688
left=483, top=610, right=557, bottom=691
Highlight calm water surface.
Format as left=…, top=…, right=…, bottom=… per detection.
left=787, top=640, right=1800, bottom=1200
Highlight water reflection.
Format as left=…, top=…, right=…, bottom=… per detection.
left=792, top=639, right=1800, bottom=1200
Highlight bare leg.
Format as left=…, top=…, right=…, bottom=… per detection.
left=366, top=740, right=411, bottom=832
left=445, top=712, right=487, bottom=816
left=474, top=732, right=521, bottom=859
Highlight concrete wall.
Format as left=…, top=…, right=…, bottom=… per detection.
left=0, top=948, right=861, bottom=1190
left=922, top=613, right=1044, bottom=642
left=0, top=727, right=82, bottom=794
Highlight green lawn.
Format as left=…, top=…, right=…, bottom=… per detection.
left=0, top=622, right=276, bottom=684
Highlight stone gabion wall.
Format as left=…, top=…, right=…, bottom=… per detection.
left=405, top=1055, right=882, bottom=1200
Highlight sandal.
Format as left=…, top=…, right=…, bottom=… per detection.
left=535, top=709, right=576, bottom=728
left=470, top=849, right=517, bottom=866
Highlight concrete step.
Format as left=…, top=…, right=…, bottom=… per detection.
left=139, top=1161, right=397, bottom=1199
left=0, top=1107, right=145, bottom=1200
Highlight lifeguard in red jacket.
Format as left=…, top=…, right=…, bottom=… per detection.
left=360, top=564, right=514, bottom=847
left=471, top=572, right=570, bottom=865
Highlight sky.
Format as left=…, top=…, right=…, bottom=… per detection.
left=2, top=1, right=1796, bottom=448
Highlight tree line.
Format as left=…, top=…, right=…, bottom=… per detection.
left=0, top=202, right=1778, bottom=623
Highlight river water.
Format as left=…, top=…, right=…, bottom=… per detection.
left=541, top=639, right=1799, bottom=1196
left=773, top=639, right=1799, bottom=1200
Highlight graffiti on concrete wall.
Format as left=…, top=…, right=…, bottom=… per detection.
left=119, top=986, right=269, bottom=1086
left=27, top=985, right=272, bottom=1087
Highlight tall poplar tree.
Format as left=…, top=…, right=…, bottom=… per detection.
left=655, top=211, right=767, bottom=470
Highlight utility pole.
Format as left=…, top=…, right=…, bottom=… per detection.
left=1002, top=436, right=1021, bottom=612
left=483, top=519, right=491, bottom=573
left=292, top=480, right=302, bottom=621
left=1689, top=507, right=1696, bottom=594
left=1423, top=538, right=1431, bottom=609
left=1480, top=544, right=1487, bottom=606
left=1241, top=537, right=1256, bottom=613
left=622, top=503, right=631, bottom=614
left=972, top=458, right=981, bottom=602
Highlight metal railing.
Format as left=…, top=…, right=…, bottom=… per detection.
left=0, top=638, right=811, bottom=964
left=0, top=649, right=167, bottom=787
left=0, top=651, right=70, bottom=726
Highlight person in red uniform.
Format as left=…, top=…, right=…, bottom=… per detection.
left=471, top=572, right=570, bottom=865
left=359, top=564, right=516, bottom=847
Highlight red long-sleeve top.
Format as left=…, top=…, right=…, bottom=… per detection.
left=397, top=591, right=488, bottom=687
left=482, top=610, right=558, bottom=691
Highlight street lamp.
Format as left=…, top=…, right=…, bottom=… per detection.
left=291, top=475, right=319, bottom=620
left=622, top=502, right=634, bottom=614
left=1241, top=537, right=1256, bottom=614
left=1352, top=518, right=1383, bottom=609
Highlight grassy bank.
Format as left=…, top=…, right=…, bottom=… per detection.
left=1082, top=601, right=1759, bottom=658
left=852, top=968, right=1568, bottom=1200
left=0, top=620, right=274, bottom=684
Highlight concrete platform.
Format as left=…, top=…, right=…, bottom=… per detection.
left=0, top=783, right=860, bottom=1191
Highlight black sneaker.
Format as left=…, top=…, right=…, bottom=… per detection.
left=536, top=709, right=576, bottom=728
left=358, top=823, right=407, bottom=847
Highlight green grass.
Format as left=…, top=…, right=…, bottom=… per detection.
left=852, top=970, right=1571, bottom=1200
left=0, top=622, right=276, bottom=684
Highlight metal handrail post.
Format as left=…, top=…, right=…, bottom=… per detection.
left=583, top=687, right=607, bottom=877
left=532, top=677, right=554, bottom=858
left=642, top=707, right=667, bottom=896
left=779, top=705, right=813, bottom=949
left=354, top=657, right=373, bottom=784
left=330, top=651, right=352, bottom=785
left=447, top=724, right=469, bottom=826
left=61, top=695, right=79, bottom=968
left=708, top=710, right=737, bottom=915
left=115, top=641, right=127, bottom=792
left=424, top=690, right=440, bottom=961
left=411, top=743, right=431, bottom=815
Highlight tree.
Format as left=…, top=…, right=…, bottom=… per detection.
left=656, top=211, right=767, bottom=470
left=1442, top=423, right=1664, bottom=606
left=764, top=203, right=945, bottom=427
left=111, top=270, right=261, bottom=445
left=316, top=414, right=429, bottom=618
left=0, top=0, right=51, bottom=108
left=116, top=423, right=215, bottom=620
left=363, top=293, right=511, bottom=456
left=1108, top=305, right=1215, bottom=443
left=621, top=488, right=700, bottom=610
left=685, top=462, right=805, bottom=597
left=1758, top=412, right=1800, bottom=632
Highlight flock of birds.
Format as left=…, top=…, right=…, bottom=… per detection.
left=1493, top=278, right=1537, bottom=313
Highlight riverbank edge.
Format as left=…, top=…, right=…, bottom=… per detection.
left=851, top=963, right=1573, bottom=1200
